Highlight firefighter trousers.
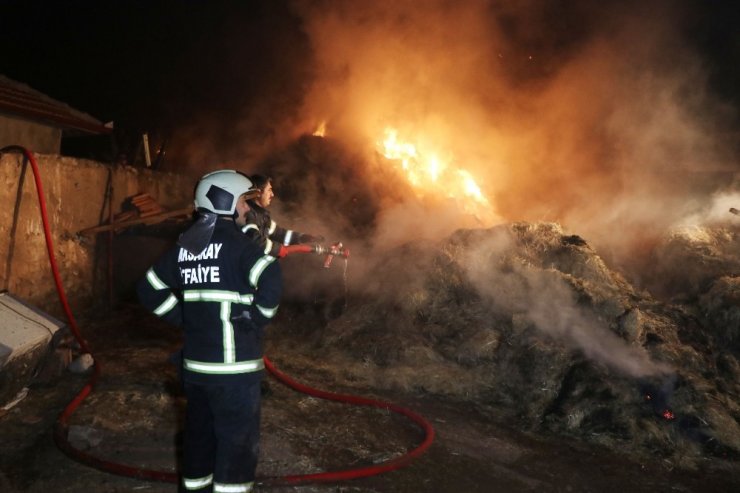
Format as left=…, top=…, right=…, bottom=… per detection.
left=181, top=379, right=262, bottom=493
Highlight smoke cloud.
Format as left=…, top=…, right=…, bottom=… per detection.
left=174, top=0, right=737, bottom=376
left=286, top=0, right=738, bottom=269
left=162, top=1, right=736, bottom=367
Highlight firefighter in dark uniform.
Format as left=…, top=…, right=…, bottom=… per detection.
left=137, top=170, right=281, bottom=493
left=243, top=174, right=323, bottom=258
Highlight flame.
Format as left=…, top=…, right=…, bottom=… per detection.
left=313, top=121, right=327, bottom=137
left=377, top=127, right=493, bottom=221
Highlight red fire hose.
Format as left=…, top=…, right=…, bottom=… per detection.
left=1, top=146, right=434, bottom=486
left=262, top=357, right=435, bottom=485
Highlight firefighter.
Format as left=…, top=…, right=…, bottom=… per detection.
left=243, top=174, right=323, bottom=258
left=137, top=170, right=281, bottom=493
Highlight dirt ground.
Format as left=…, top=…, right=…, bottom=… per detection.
left=1, top=304, right=738, bottom=493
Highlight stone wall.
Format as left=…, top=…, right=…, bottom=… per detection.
left=0, top=151, right=193, bottom=317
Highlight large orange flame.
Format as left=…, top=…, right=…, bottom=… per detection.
left=309, top=121, right=496, bottom=224
left=377, top=127, right=494, bottom=222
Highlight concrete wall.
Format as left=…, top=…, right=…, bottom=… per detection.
left=0, top=151, right=193, bottom=317
left=0, top=116, right=62, bottom=154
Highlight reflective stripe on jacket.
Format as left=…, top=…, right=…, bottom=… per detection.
left=137, top=219, right=282, bottom=384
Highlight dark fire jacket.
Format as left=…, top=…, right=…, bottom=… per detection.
left=137, top=218, right=282, bottom=385
left=243, top=205, right=303, bottom=258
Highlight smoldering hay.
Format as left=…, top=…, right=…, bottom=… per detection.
left=271, top=218, right=740, bottom=466
left=259, top=133, right=735, bottom=394
left=457, top=226, right=673, bottom=379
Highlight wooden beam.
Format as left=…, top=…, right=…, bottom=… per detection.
left=78, top=207, right=193, bottom=235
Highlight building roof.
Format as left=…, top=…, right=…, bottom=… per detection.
left=0, top=74, right=111, bottom=135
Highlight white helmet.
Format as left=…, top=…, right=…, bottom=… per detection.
left=194, top=170, right=254, bottom=215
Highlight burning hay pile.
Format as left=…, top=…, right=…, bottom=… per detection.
left=274, top=220, right=740, bottom=469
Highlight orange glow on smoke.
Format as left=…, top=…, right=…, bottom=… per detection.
left=377, top=127, right=494, bottom=221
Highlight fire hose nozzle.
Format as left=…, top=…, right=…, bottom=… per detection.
left=317, top=241, right=350, bottom=268
left=311, top=244, right=327, bottom=255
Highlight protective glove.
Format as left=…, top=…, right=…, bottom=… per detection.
left=298, top=233, right=325, bottom=244
left=277, top=245, right=289, bottom=258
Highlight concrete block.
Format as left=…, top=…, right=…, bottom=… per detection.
left=0, top=292, right=65, bottom=407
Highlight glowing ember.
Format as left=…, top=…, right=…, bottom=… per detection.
left=313, top=121, right=327, bottom=137
left=377, top=127, right=493, bottom=220
left=662, top=409, right=675, bottom=420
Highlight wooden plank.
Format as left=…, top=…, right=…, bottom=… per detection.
left=78, top=207, right=193, bottom=235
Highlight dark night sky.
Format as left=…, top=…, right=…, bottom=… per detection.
left=1, top=0, right=312, bottom=163
left=1, top=0, right=739, bottom=166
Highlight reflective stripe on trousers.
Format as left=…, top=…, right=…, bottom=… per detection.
left=183, top=473, right=213, bottom=490
left=182, top=478, right=253, bottom=492
left=214, top=482, right=254, bottom=492
left=183, top=357, right=264, bottom=375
